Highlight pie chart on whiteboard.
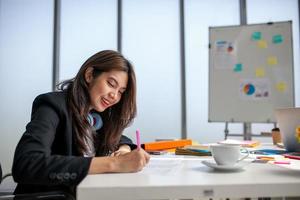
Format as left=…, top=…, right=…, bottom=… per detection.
left=243, top=84, right=255, bottom=95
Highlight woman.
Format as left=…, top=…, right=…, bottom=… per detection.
left=12, top=50, right=150, bottom=197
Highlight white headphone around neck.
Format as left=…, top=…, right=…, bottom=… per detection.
left=87, top=112, right=103, bottom=130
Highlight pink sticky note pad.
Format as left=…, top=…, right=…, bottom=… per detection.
left=274, top=161, right=290, bottom=164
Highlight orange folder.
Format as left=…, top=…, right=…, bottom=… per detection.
left=142, top=139, right=192, bottom=151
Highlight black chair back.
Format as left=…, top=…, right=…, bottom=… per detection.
left=0, top=163, right=2, bottom=183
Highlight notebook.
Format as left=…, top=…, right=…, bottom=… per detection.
left=275, top=107, right=300, bottom=152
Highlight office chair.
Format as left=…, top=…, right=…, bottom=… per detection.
left=0, top=163, right=74, bottom=200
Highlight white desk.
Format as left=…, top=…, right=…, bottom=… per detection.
left=77, top=154, right=300, bottom=200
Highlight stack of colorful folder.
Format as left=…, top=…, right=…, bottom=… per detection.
left=175, top=145, right=211, bottom=156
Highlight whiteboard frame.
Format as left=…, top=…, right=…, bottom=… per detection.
left=208, top=21, right=295, bottom=123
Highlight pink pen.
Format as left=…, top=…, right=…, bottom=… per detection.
left=136, top=129, right=141, bottom=149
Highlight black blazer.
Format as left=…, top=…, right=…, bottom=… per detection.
left=12, top=91, right=135, bottom=195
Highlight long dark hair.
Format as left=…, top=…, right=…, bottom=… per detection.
left=58, top=50, right=136, bottom=155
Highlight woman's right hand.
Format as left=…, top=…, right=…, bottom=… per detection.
left=88, top=148, right=150, bottom=174
left=113, top=148, right=150, bottom=172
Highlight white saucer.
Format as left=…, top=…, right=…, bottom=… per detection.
left=202, top=160, right=247, bottom=171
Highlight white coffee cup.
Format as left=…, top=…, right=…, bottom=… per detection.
left=210, top=144, right=249, bottom=166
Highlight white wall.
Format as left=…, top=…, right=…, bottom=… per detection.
left=0, top=0, right=53, bottom=174
left=59, top=0, right=118, bottom=81
left=185, top=0, right=241, bottom=143
left=122, top=0, right=181, bottom=142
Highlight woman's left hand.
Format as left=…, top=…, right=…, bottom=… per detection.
left=111, top=144, right=131, bottom=156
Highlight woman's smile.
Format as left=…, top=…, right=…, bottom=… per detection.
left=101, top=97, right=111, bottom=108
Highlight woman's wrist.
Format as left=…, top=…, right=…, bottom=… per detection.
left=89, top=156, right=118, bottom=174
left=117, top=144, right=131, bottom=152
left=88, top=146, right=130, bottom=173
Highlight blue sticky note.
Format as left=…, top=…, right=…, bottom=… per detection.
left=250, top=149, right=287, bottom=155
left=234, top=63, right=243, bottom=72
left=252, top=32, right=261, bottom=41
left=273, top=34, right=283, bottom=44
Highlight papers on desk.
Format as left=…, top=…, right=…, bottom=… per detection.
left=142, top=157, right=183, bottom=175
left=142, top=156, right=205, bottom=175
left=270, top=158, right=300, bottom=171
left=250, top=150, right=300, bottom=171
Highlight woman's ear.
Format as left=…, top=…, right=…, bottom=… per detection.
left=85, top=67, right=94, bottom=83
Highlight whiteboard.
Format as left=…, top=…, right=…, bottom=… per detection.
left=208, top=21, right=294, bottom=123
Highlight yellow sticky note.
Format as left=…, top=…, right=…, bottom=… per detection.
left=255, top=67, right=265, bottom=77
left=257, top=40, right=268, bottom=48
left=267, top=56, right=278, bottom=65
left=296, top=126, right=300, bottom=134
left=276, top=82, right=286, bottom=92
left=295, top=126, right=300, bottom=143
